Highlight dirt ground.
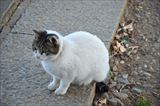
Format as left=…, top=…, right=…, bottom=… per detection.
left=110, top=0, right=160, bottom=105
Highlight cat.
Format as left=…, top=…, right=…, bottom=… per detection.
left=32, top=30, right=110, bottom=95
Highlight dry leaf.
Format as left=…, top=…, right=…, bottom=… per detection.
left=117, top=20, right=134, bottom=36
left=112, top=40, right=127, bottom=55
left=127, top=46, right=139, bottom=55
left=124, top=20, right=134, bottom=30
left=123, top=21, right=134, bottom=35
left=116, top=41, right=126, bottom=53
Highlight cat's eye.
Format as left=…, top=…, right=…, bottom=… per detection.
left=33, top=47, right=37, bottom=51
left=40, top=51, right=45, bottom=55
left=45, top=52, right=50, bottom=56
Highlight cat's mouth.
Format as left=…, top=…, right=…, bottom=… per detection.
left=35, top=55, right=48, bottom=61
left=33, top=51, right=48, bottom=60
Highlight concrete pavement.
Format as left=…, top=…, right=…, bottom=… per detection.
left=0, top=0, right=126, bottom=106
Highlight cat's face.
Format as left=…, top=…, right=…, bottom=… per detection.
left=32, top=30, right=60, bottom=60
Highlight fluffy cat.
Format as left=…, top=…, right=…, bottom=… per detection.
left=32, top=30, right=110, bottom=95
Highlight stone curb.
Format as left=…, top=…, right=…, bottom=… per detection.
left=0, top=0, right=21, bottom=31
left=108, top=0, right=128, bottom=49
left=0, top=0, right=31, bottom=45
left=87, top=0, right=128, bottom=105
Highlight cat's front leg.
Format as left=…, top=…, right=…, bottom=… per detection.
left=48, top=76, right=59, bottom=91
left=55, top=79, right=71, bottom=95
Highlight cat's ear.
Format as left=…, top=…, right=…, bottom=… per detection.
left=33, top=29, right=46, bottom=39
left=48, top=36, right=58, bottom=46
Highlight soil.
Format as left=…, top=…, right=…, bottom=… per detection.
left=110, top=0, right=160, bottom=105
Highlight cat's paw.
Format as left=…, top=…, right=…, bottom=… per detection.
left=48, top=81, right=58, bottom=90
left=54, top=88, right=67, bottom=95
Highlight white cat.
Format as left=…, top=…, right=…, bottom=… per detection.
left=32, top=30, right=110, bottom=95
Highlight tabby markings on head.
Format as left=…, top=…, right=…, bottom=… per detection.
left=32, top=30, right=60, bottom=59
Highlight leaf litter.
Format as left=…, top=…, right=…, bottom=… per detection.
left=91, top=20, right=143, bottom=106
left=111, top=20, right=140, bottom=58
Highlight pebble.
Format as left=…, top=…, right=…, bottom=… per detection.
left=120, top=60, right=125, bottom=64
left=109, top=81, right=117, bottom=88
left=144, top=64, right=148, bottom=68
left=132, top=71, right=138, bottom=76
left=149, top=66, right=154, bottom=72
left=143, top=84, right=153, bottom=89
left=117, top=74, right=129, bottom=84
left=113, top=92, right=128, bottom=100
left=113, top=65, right=118, bottom=72
left=131, top=87, right=142, bottom=94
left=136, top=82, right=141, bottom=85
left=143, top=72, right=152, bottom=77
left=122, top=74, right=128, bottom=79
left=136, top=56, right=140, bottom=60
left=108, top=98, right=124, bottom=106
left=115, top=60, right=119, bottom=66
left=113, top=72, right=118, bottom=76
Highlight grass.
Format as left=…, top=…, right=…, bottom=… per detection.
left=136, top=96, right=151, bottom=106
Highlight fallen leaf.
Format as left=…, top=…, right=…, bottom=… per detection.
left=127, top=46, right=139, bottom=56
left=125, top=20, right=134, bottom=35
left=113, top=41, right=126, bottom=54
left=117, top=20, right=134, bottom=36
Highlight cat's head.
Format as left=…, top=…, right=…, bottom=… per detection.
left=32, top=30, right=63, bottom=61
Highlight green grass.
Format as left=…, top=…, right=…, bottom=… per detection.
left=136, top=96, right=151, bottom=106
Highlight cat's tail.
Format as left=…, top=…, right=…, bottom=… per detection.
left=87, top=82, right=109, bottom=106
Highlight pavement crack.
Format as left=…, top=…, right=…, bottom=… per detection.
left=10, top=31, right=34, bottom=35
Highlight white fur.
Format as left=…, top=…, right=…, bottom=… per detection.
left=34, top=31, right=110, bottom=95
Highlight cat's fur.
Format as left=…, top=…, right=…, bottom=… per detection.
left=32, top=30, right=110, bottom=95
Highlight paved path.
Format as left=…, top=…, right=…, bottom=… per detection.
left=0, top=0, right=126, bottom=106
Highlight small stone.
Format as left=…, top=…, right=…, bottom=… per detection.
left=143, top=84, right=153, bottom=89
left=149, top=66, right=154, bottom=72
left=117, top=74, right=129, bottom=84
left=136, top=82, right=141, bottom=85
left=116, top=84, right=123, bottom=90
left=144, top=64, right=148, bottom=68
left=136, top=56, right=140, bottom=60
left=120, top=60, right=125, bottom=64
left=122, top=74, right=128, bottom=79
left=143, top=72, right=152, bottom=77
left=132, top=71, right=138, bottom=76
left=113, top=72, right=118, bottom=76
left=109, top=81, right=117, bottom=88
left=113, top=65, right=118, bottom=72
left=139, top=70, right=143, bottom=73
left=132, top=87, right=142, bottom=94
left=108, top=98, right=124, bottom=106
left=113, top=92, right=128, bottom=100
left=122, top=89, right=130, bottom=93
left=115, top=60, right=119, bottom=66
left=113, top=76, right=117, bottom=81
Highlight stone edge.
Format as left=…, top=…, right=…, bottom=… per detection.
left=0, top=0, right=31, bottom=45
left=87, top=0, right=128, bottom=105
